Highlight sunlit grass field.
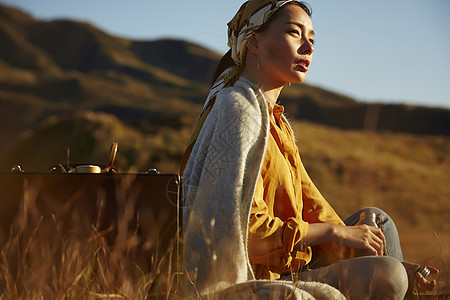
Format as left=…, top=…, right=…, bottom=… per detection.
left=0, top=175, right=182, bottom=299
left=0, top=120, right=448, bottom=298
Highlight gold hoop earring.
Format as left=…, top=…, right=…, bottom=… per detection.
left=257, top=51, right=260, bottom=71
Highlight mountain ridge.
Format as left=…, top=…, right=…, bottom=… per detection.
left=1, top=3, right=448, bottom=134
left=0, top=2, right=449, bottom=172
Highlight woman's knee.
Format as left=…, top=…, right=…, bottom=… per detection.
left=329, top=256, right=408, bottom=299
left=298, top=256, right=408, bottom=299
left=366, top=256, right=408, bottom=299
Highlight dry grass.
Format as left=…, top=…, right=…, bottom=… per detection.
left=0, top=120, right=448, bottom=298
left=2, top=179, right=447, bottom=299
left=0, top=179, right=181, bottom=299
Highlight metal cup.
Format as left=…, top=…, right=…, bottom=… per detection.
left=75, top=165, right=102, bottom=174
left=356, top=211, right=378, bottom=228
left=354, top=211, right=385, bottom=256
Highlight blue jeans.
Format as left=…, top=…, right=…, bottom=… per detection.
left=344, top=207, right=404, bottom=261
left=293, top=207, right=408, bottom=299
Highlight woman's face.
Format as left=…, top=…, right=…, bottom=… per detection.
left=255, top=4, right=315, bottom=86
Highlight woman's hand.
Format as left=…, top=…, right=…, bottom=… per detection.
left=333, top=224, right=386, bottom=256
left=402, top=262, right=439, bottom=293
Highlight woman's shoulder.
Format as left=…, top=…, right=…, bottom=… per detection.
left=215, top=77, right=265, bottom=112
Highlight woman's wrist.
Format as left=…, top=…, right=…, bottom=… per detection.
left=303, top=223, right=340, bottom=246
left=327, top=223, right=340, bottom=243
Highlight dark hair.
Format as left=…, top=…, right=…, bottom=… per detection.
left=258, top=2, right=312, bottom=34
left=211, top=1, right=312, bottom=85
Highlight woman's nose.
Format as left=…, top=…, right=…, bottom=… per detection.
left=300, top=39, right=314, bottom=55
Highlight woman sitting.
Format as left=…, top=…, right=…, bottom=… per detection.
left=181, top=1, right=438, bottom=298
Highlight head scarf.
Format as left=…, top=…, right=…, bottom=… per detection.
left=228, top=0, right=300, bottom=65
left=180, top=0, right=303, bottom=175
left=205, top=0, right=302, bottom=109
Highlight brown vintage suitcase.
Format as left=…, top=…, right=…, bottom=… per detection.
left=0, top=172, right=182, bottom=278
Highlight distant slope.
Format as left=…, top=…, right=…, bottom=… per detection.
left=130, top=39, right=220, bottom=83
left=1, top=111, right=191, bottom=172
left=0, top=2, right=449, bottom=173
left=281, top=85, right=450, bottom=135
left=1, top=3, right=449, bottom=139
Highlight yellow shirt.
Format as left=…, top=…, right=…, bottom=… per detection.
left=248, top=103, right=350, bottom=280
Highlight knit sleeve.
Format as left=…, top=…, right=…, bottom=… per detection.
left=182, top=78, right=270, bottom=294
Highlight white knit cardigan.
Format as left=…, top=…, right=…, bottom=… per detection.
left=182, top=77, right=345, bottom=299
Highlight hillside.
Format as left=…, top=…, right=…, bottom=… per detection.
left=0, top=3, right=449, bottom=161
left=0, top=3, right=217, bottom=159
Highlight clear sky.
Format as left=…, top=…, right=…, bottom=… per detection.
left=2, top=0, right=450, bottom=109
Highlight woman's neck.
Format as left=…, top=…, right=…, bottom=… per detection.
left=242, top=68, right=284, bottom=106
left=262, top=88, right=282, bottom=106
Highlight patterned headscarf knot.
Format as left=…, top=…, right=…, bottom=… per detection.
left=227, top=0, right=300, bottom=65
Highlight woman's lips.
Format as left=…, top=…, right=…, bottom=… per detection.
left=296, top=60, right=310, bottom=72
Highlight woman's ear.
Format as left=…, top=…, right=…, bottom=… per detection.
left=246, top=34, right=259, bottom=55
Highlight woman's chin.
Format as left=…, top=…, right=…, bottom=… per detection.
left=289, top=77, right=306, bottom=85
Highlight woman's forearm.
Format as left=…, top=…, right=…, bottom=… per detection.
left=302, top=223, right=339, bottom=246
left=299, top=222, right=386, bottom=256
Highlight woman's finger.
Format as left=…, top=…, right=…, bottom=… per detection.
left=402, top=262, right=439, bottom=292
left=427, top=266, right=440, bottom=274
left=366, top=229, right=385, bottom=255
left=362, top=225, right=385, bottom=247
left=362, top=236, right=383, bottom=256
left=365, top=237, right=381, bottom=255
left=416, top=272, right=437, bottom=292
left=373, top=227, right=386, bottom=245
